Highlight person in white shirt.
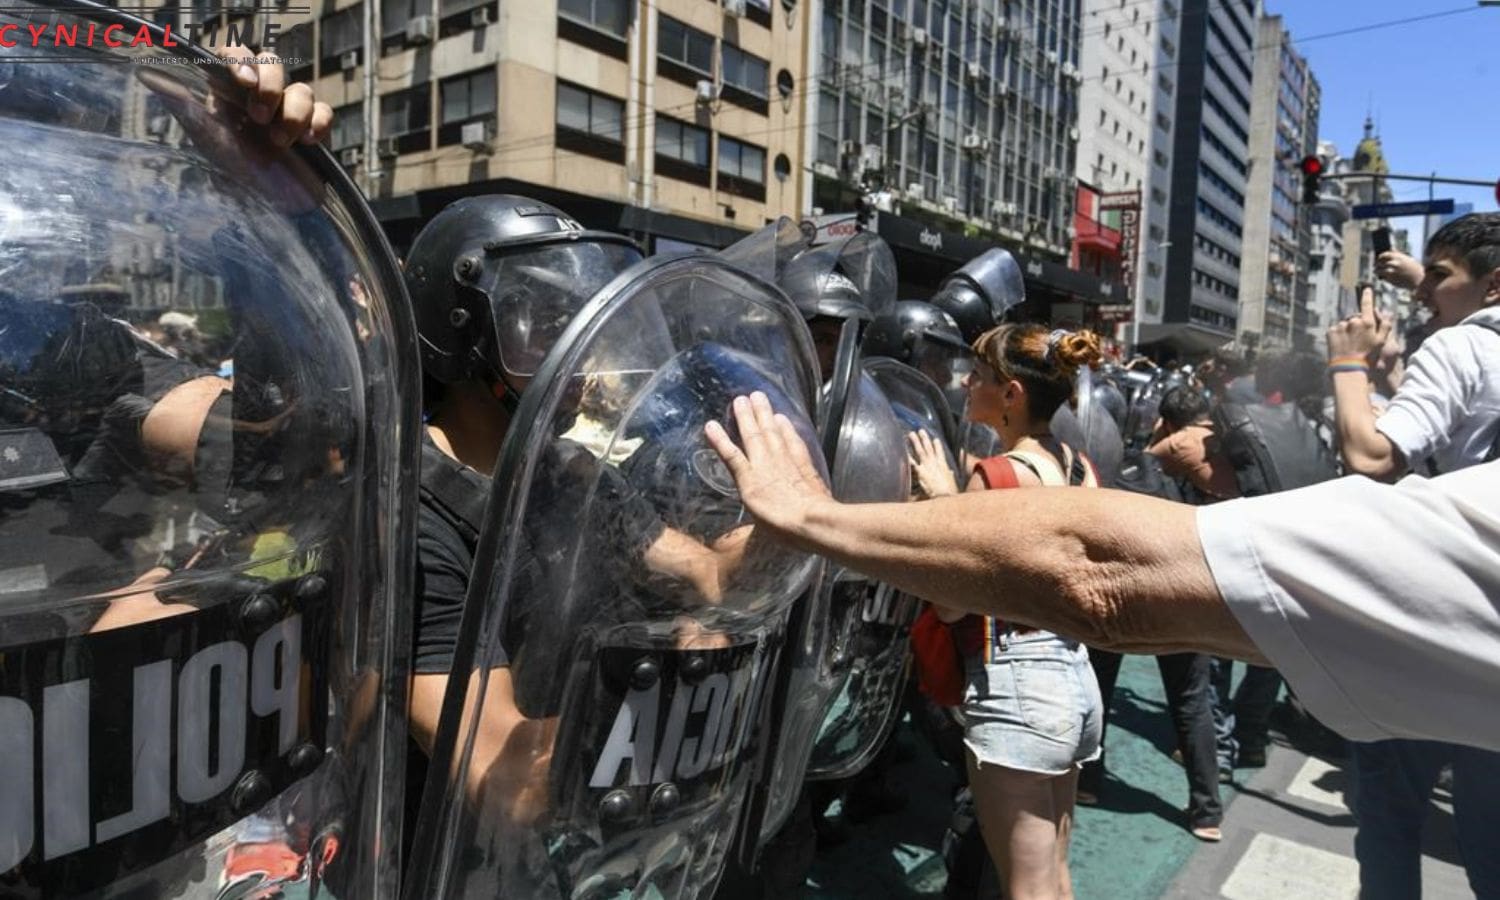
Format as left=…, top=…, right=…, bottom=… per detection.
left=1325, top=213, right=1500, bottom=900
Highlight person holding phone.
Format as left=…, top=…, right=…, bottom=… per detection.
left=1326, top=212, right=1500, bottom=900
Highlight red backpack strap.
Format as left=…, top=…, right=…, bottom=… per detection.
left=972, top=455, right=1020, bottom=490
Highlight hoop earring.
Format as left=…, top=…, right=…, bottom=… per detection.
left=1001, top=413, right=1009, bottom=428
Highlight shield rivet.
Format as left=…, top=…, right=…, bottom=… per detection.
left=230, top=770, right=274, bottom=815
left=239, top=594, right=280, bottom=632
left=680, top=655, right=709, bottom=684
left=649, top=783, right=680, bottom=816
left=289, top=742, right=324, bottom=776
left=630, top=658, right=660, bottom=690
left=599, top=789, right=633, bottom=822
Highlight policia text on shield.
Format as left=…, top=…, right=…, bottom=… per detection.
left=705, top=391, right=1500, bottom=755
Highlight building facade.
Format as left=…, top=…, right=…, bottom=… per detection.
left=273, top=0, right=811, bottom=252
left=1071, top=0, right=1176, bottom=345
left=1145, top=0, right=1258, bottom=357
left=1339, top=118, right=1411, bottom=325
left=1305, top=139, right=1353, bottom=352
left=811, top=0, right=1081, bottom=259
left=805, top=0, right=1124, bottom=319
left=1237, top=14, right=1319, bottom=353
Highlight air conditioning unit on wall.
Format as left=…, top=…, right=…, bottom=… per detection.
left=406, top=14, right=434, bottom=44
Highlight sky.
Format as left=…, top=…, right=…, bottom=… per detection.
left=1272, top=1, right=1498, bottom=253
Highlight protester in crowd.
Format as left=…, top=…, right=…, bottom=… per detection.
left=1147, top=386, right=1237, bottom=503
left=1326, top=213, right=1500, bottom=900
left=907, top=324, right=1107, bottom=899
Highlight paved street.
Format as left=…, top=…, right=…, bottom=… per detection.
left=807, top=655, right=1472, bottom=899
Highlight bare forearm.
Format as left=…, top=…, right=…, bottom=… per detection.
left=1332, top=371, right=1399, bottom=478
left=786, top=489, right=1261, bottom=659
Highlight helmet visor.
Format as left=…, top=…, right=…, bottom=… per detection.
left=477, top=241, right=642, bottom=378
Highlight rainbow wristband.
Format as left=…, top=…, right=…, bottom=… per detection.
left=1327, top=360, right=1370, bottom=375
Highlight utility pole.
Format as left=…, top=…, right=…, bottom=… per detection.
left=362, top=0, right=379, bottom=188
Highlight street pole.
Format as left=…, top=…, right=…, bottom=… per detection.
left=362, top=0, right=378, bottom=188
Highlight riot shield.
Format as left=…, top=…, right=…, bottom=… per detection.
left=406, top=255, right=826, bottom=899
left=716, top=216, right=809, bottom=285
left=1051, top=367, right=1126, bottom=486
left=785, top=232, right=899, bottom=320
left=741, top=321, right=909, bottom=847
left=951, top=248, right=1026, bottom=323
left=0, top=11, right=419, bottom=898
left=862, top=357, right=963, bottom=482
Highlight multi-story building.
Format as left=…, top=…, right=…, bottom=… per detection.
left=1339, top=117, right=1411, bottom=324
left=273, top=0, right=810, bottom=252
left=1071, top=0, right=1176, bottom=345
left=807, top=0, right=1124, bottom=314
left=1306, top=139, right=1353, bottom=352
left=1140, top=0, right=1258, bottom=357
left=1237, top=14, right=1319, bottom=353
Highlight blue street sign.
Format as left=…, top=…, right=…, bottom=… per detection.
left=1351, top=199, right=1455, bottom=219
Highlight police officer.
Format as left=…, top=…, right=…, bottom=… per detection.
left=862, top=300, right=972, bottom=420
left=401, top=196, right=777, bottom=879
left=776, top=232, right=892, bottom=379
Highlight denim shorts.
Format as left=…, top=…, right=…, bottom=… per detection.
left=960, top=631, right=1104, bottom=775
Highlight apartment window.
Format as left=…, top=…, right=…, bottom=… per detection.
left=557, top=81, right=623, bottom=140
left=722, top=44, right=769, bottom=98
left=659, top=15, right=714, bottom=75
left=380, top=83, right=431, bottom=153
left=438, top=68, right=496, bottom=145
left=382, top=0, right=416, bottom=43
left=320, top=4, right=363, bottom=69
left=655, top=116, right=711, bottom=186
left=278, top=22, right=313, bottom=80
left=718, top=134, right=766, bottom=201
left=556, top=81, right=626, bottom=162
left=559, top=0, right=629, bottom=37
left=329, top=103, right=363, bottom=151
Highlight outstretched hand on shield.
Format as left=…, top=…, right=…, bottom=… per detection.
left=704, top=392, right=832, bottom=543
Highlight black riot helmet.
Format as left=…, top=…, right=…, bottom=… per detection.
left=931, top=247, right=1026, bottom=344
left=404, top=194, right=643, bottom=389
left=862, top=300, right=972, bottom=412
left=862, top=300, right=968, bottom=364
left=777, top=231, right=897, bottom=323
left=778, top=257, right=871, bottom=323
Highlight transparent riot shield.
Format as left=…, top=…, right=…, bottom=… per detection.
left=862, top=357, right=964, bottom=482
left=406, top=255, right=826, bottom=900
left=716, top=217, right=809, bottom=285
left=742, top=322, right=910, bottom=847
left=786, top=231, right=899, bottom=318
left=0, top=11, right=419, bottom=898
left=790, top=359, right=965, bottom=780
left=1052, top=367, right=1126, bottom=487
left=950, top=247, right=1026, bottom=323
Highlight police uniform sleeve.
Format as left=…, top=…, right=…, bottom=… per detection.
left=1196, top=464, right=1500, bottom=753
left=415, top=501, right=504, bottom=673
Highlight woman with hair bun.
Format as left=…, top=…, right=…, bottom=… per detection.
left=907, top=323, right=1107, bottom=900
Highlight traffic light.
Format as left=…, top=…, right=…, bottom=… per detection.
left=1300, top=155, right=1324, bottom=204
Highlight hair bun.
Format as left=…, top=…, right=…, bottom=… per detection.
left=1052, top=329, right=1104, bottom=376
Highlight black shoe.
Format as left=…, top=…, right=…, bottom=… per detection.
left=1237, top=746, right=1267, bottom=768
